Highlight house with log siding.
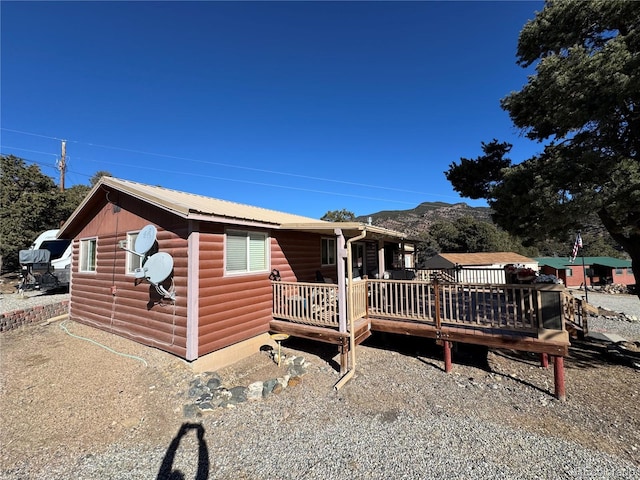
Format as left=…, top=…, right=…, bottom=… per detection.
left=59, top=177, right=573, bottom=399
left=57, top=177, right=411, bottom=370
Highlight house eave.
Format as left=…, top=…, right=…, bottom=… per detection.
left=279, top=222, right=409, bottom=242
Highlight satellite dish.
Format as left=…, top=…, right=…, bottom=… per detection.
left=143, top=252, right=174, bottom=284
left=135, top=225, right=157, bottom=255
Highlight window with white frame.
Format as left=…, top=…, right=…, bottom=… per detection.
left=126, top=232, right=144, bottom=274
left=321, top=238, right=336, bottom=266
left=225, top=230, right=269, bottom=274
left=79, top=238, right=97, bottom=272
left=566, top=268, right=573, bottom=277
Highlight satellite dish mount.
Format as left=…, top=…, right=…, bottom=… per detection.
left=121, top=225, right=176, bottom=301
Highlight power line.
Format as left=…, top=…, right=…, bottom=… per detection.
left=0, top=153, right=60, bottom=173
left=1, top=128, right=65, bottom=142
left=1, top=126, right=437, bottom=196
left=0, top=153, right=94, bottom=181
left=2, top=151, right=417, bottom=205
left=0, top=145, right=59, bottom=157
left=79, top=157, right=418, bottom=205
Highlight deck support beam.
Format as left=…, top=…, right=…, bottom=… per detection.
left=553, top=355, right=566, bottom=402
left=443, top=341, right=452, bottom=373
left=540, top=353, right=549, bottom=368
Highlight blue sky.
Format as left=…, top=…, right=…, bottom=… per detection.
left=1, top=1, right=545, bottom=219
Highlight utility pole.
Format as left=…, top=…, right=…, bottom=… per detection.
left=58, top=140, right=66, bottom=191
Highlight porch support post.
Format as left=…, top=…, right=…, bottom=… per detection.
left=553, top=355, right=566, bottom=401
left=186, top=220, right=200, bottom=361
left=378, top=240, right=385, bottom=276
left=443, top=340, right=452, bottom=373
left=335, top=229, right=348, bottom=333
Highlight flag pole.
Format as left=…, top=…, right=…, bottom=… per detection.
left=580, top=235, right=588, bottom=303
left=581, top=252, right=589, bottom=303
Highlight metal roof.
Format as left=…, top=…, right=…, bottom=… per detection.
left=102, top=177, right=328, bottom=225
left=535, top=257, right=570, bottom=270
left=535, top=257, right=632, bottom=269
left=59, top=177, right=408, bottom=241
left=434, top=252, right=537, bottom=266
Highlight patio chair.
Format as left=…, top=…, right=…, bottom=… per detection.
left=309, top=285, right=338, bottom=323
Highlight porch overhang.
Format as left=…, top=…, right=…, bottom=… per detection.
left=279, top=222, right=410, bottom=242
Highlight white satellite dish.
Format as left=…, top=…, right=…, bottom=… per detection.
left=135, top=225, right=157, bottom=255
left=144, top=252, right=174, bottom=284
left=135, top=252, right=175, bottom=300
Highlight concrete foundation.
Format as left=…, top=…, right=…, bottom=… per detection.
left=190, top=333, right=278, bottom=373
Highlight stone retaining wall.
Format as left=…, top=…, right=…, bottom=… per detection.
left=0, top=301, right=69, bottom=332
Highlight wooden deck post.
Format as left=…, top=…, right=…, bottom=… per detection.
left=540, top=353, right=549, bottom=368
left=553, top=356, right=566, bottom=401
left=443, top=341, right=452, bottom=373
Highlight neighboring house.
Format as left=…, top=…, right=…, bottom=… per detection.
left=57, top=177, right=411, bottom=369
left=536, top=257, right=634, bottom=288
left=421, top=252, right=538, bottom=284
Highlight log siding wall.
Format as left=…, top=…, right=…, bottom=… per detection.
left=196, top=228, right=336, bottom=357
left=69, top=198, right=189, bottom=358
left=197, top=226, right=272, bottom=356
left=67, top=191, right=345, bottom=361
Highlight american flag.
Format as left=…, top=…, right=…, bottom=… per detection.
left=570, top=232, right=583, bottom=263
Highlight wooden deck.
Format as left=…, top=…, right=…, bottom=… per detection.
left=270, top=278, right=572, bottom=399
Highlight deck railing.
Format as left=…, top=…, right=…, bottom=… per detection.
left=272, top=281, right=339, bottom=327
left=349, top=279, right=368, bottom=322
left=415, top=268, right=507, bottom=284
left=273, top=279, right=567, bottom=335
left=562, top=292, right=589, bottom=336
left=368, top=279, right=545, bottom=332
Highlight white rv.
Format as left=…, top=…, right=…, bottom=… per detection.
left=19, top=229, right=71, bottom=292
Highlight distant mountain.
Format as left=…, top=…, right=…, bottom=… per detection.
left=356, top=201, right=624, bottom=259
left=356, top=202, right=492, bottom=237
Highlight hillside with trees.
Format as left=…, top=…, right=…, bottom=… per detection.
left=349, top=201, right=624, bottom=269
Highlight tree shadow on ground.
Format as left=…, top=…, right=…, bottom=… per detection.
left=277, top=332, right=636, bottom=396
left=282, top=332, right=492, bottom=374
left=362, top=332, right=491, bottom=371
left=279, top=336, right=342, bottom=372
left=492, top=338, right=627, bottom=371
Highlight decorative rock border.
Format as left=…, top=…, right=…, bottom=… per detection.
left=183, top=355, right=310, bottom=417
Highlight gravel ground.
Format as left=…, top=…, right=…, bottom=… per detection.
left=1, top=290, right=640, bottom=479
left=568, top=289, right=640, bottom=318
left=0, top=290, right=70, bottom=314
left=567, top=289, right=640, bottom=342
